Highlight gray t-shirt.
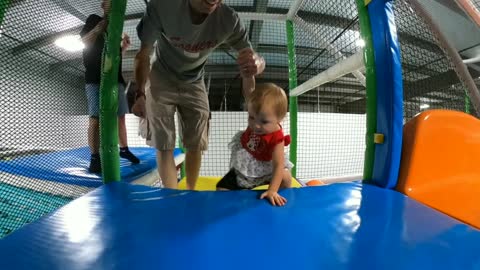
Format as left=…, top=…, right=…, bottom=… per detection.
left=137, top=0, right=252, bottom=82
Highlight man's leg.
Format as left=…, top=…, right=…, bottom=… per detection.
left=178, top=79, right=210, bottom=190
left=117, top=84, right=140, bottom=164
left=118, top=115, right=140, bottom=163
left=85, top=84, right=101, bottom=173
left=185, top=150, right=202, bottom=190
left=87, top=117, right=101, bottom=173
left=157, top=150, right=177, bottom=188
left=118, top=115, right=128, bottom=148
left=147, top=70, right=179, bottom=188
left=88, top=117, right=100, bottom=154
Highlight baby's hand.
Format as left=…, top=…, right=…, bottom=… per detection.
left=260, top=190, right=287, bottom=206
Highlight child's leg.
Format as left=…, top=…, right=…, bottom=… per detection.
left=280, top=169, right=292, bottom=189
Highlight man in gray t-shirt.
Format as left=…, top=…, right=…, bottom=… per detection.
left=134, top=0, right=265, bottom=190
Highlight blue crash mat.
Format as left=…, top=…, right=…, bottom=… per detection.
left=0, top=147, right=182, bottom=187
left=0, top=182, right=478, bottom=270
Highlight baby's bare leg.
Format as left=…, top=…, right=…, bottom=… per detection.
left=280, top=169, right=292, bottom=189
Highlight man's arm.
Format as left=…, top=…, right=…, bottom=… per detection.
left=224, top=12, right=266, bottom=79
left=80, top=17, right=107, bottom=47
left=134, top=0, right=163, bottom=97
left=134, top=43, right=153, bottom=97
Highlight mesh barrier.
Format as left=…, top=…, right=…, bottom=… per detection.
left=0, top=0, right=148, bottom=238
left=394, top=0, right=480, bottom=121
left=474, top=0, right=480, bottom=10
left=293, top=0, right=366, bottom=181
left=0, top=1, right=86, bottom=237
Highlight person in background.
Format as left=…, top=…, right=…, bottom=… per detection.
left=80, top=0, right=140, bottom=173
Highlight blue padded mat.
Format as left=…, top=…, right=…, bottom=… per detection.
left=0, top=182, right=479, bottom=270
left=0, top=147, right=182, bottom=187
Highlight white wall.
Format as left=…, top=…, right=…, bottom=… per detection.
left=296, top=112, right=365, bottom=180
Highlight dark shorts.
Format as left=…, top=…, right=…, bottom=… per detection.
left=216, top=169, right=245, bottom=190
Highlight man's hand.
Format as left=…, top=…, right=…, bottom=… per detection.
left=260, top=190, right=287, bottom=206
left=132, top=95, right=146, bottom=118
left=134, top=43, right=153, bottom=104
left=237, top=48, right=265, bottom=77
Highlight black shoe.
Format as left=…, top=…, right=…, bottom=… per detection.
left=89, top=154, right=102, bottom=173
left=120, top=147, right=140, bottom=164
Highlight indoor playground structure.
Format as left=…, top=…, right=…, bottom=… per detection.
left=0, top=0, right=480, bottom=269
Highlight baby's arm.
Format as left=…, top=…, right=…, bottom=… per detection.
left=242, top=76, right=255, bottom=99
left=260, top=142, right=288, bottom=206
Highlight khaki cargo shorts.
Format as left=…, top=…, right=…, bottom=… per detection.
left=145, top=68, right=209, bottom=151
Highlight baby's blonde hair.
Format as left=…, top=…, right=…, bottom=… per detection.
left=248, top=83, right=287, bottom=120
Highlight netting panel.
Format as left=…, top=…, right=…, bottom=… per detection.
left=395, top=0, right=474, bottom=120
left=293, top=0, right=366, bottom=180
left=0, top=0, right=149, bottom=238
left=0, top=3, right=87, bottom=238
left=473, top=0, right=480, bottom=10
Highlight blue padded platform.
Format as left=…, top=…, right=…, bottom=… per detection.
left=0, top=147, right=182, bottom=187
left=0, top=182, right=478, bottom=270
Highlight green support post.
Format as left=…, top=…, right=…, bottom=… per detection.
left=100, top=0, right=127, bottom=183
left=356, top=0, right=377, bottom=181
left=0, top=0, right=10, bottom=26
left=178, top=133, right=186, bottom=180
left=286, top=20, right=298, bottom=178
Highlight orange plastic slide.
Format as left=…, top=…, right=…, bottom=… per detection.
left=396, top=110, right=480, bottom=229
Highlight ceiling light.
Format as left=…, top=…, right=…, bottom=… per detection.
left=356, top=39, right=365, bottom=48
left=420, top=104, right=430, bottom=110
left=54, top=35, right=84, bottom=52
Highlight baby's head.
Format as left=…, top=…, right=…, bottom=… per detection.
left=247, top=83, right=287, bottom=135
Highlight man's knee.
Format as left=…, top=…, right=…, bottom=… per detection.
left=181, top=111, right=209, bottom=151
left=186, top=149, right=201, bottom=155
left=157, top=149, right=174, bottom=158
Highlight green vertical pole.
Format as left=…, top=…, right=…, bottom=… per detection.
left=178, top=133, right=186, bottom=180
left=0, top=0, right=10, bottom=26
left=100, top=0, right=127, bottom=183
left=356, top=0, right=377, bottom=181
left=465, top=90, right=471, bottom=114
left=286, top=20, right=298, bottom=178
